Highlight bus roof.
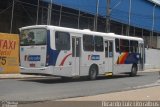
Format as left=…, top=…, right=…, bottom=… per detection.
left=20, top=25, right=144, bottom=42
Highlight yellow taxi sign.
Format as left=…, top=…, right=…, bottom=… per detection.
left=0, top=33, right=20, bottom=74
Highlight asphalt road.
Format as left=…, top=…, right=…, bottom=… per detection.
left=0, top=72, right=159, bottom=102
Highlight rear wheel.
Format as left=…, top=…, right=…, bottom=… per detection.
left=130, top=64, right=138, bottom=77
left=89, top=65, right=98, bottom=80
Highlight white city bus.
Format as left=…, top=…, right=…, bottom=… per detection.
left=19, top=25, right=144, bottom=79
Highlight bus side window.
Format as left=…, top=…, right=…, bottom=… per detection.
left=120, top=39, right=129, bottom=52
left=83, top=34, right=94, bottom=51
left=109, top=41, right=113, bottom=57
left=105, top=41, right=108, bottom=57
left=55, top=31, right=70, bottom=50
left=115, top=38, right=120, bottom=52
left=130, top=40, right=138, bottom=53
left=94, top=36, right=104, bottom=52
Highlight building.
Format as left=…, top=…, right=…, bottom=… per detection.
left=0, top=0, right=160, bottom=48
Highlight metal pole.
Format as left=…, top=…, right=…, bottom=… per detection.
left=106, top=0, right=110, bottom=32
left=128, top=0, right=131, bottom=27
left=94, top=17, right=96, bottom=31
left=50, top=0, right=52, bottom=24
left=10, top=0, right=15, bottom=33
left=78, top=9, right=80, bottom=29
left=59, top=4, right=62, bottom=26
left=121, top=24, right=123, bottom=35
left=150, top=31, right=152, bottom=48
left=41, top=7, right=44, bottom=24
left=96, top=0, right=99, bottom=31
left=47, top=0, right=52, bottom=25
left=127, top=0, right=132, bottom=36
left=157, top=33, right=158, bottom=48
left=142, top=28, right=143, bottom=39
left=133, top=27, right=135, bottom=36
left=151, top=4, right=156, bottom=48
left=125, top=24, right=127, bottom=35
left=47, top=4, right=51, bottom=25
left=105, top=0, right=122, bottom=33
left=36, top=0, right=40, bottom=25
left=94, top=0, right=99, bottom=31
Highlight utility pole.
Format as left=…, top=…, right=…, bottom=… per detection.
left=10, top=0, right=15, bottom=33
left=94, top=0, right=99, bottom=31
left=78, top=9, right=80, bottom=29
left=36, top=0, right=40, bottom=25
left=47, top=0, right=52, bottom=25
left=59, top=4, right=62, bottom=26
left=127, top=0, right=132, bottom=36
left=106, top=0, right=110, bottom=32
left=150, top=4, right=156, bottom=48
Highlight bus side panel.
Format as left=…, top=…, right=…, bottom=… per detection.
left=80, top=51, right=92, bottom=76
left=48, top=30, right=73, bottom=77
left=53, top=51, right=73, bottom=77
left=80, top=51, right=105, bottom=76
left=114, top=52, right=140, bottom=74
left=114, top=64, right=132, bottom=74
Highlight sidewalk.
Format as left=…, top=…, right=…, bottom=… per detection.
left=0, top=74, right=45, bottom=79
left=60, top=86, right=160, bottom=101
left=141, top=68, right=160, bottom=73
left=59, top=69, right=160, bottom=101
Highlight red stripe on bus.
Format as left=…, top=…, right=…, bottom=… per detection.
left=119, top=52, right=129, bottom=64
left=59, top=53, right=72, bottom=66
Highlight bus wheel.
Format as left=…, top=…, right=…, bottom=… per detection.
left=130, top=64, right=137, bottom=77
left=89, top=65, right=98, bottom=80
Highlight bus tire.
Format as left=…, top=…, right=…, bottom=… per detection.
left=130, top=64, right=137, bottom=77
left=89, top=65, right=98, bottom=80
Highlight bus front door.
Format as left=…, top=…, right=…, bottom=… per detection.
left=105, top=40, right=113, bottom=75
left=139, top=43, right=144, bottom=70
left=72, top=37, right=81, bottom=76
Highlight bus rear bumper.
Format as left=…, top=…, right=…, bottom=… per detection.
left=20, top=66, right=53, bottom=76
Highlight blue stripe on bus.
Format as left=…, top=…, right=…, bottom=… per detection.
left=125, top=53, right=140, bottom=64
left=117, top=52, right=141, bottom=64
left=47, top=30, right=60, bottom=66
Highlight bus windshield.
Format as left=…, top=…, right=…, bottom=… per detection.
left=20, top=28, right=47, bottom=46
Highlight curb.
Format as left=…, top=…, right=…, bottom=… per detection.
left=0, top=74, right=46, bottom=79
left=0, top=69, right=159, bottom=79
left=139, top=69, right=160, bottom=73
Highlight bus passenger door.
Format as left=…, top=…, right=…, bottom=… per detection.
left=105, top=40, right=113, bottom=74
left=72, top=37, right=81, bottom=76
left=139, top=43, right=144, bottom=70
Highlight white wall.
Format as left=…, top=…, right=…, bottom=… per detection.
left=145, top=48, right=160, bottom=69
left=157, top=36, right=160, bottom=49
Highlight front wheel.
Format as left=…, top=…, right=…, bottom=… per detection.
left=89, top=66, right=98, bottom=80
left=130, top=64, right=138, bottom=77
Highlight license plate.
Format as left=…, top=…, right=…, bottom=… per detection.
left=30, top=63, right=35, bottom=67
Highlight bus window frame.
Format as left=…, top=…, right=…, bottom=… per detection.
left=20, top=28, right=47, bottom=46
left=83, top=34, right=94, bottom=52
left=55, top=31, right=71, bottom=51
left=94, top=36, right=104, bottom=52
